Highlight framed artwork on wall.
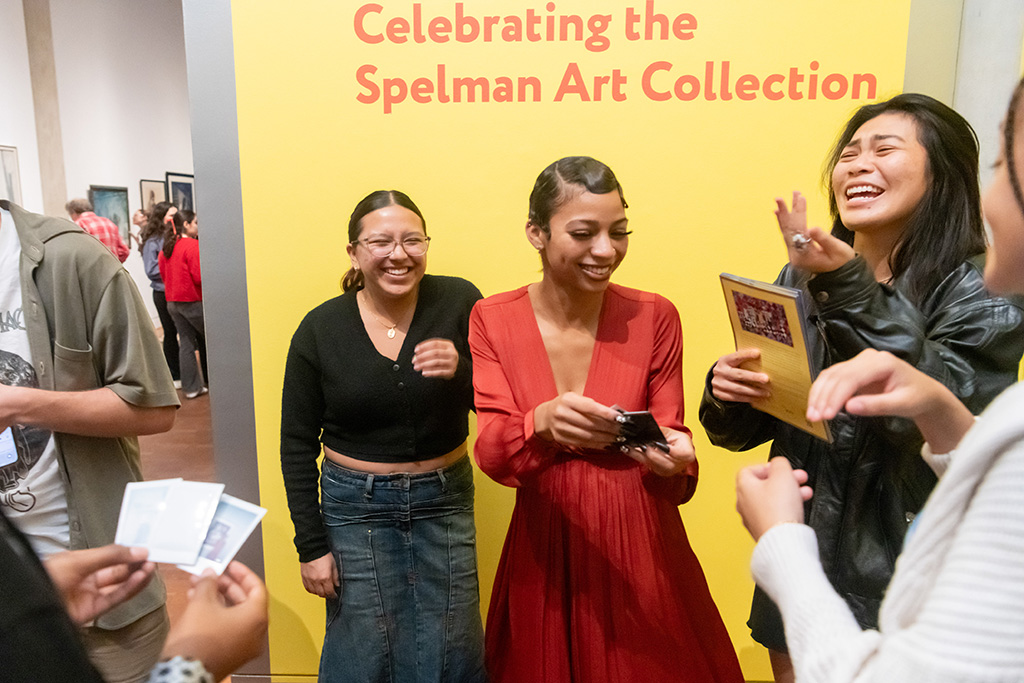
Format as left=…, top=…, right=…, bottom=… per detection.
left=165, top=172, right=196, bottom=211
left=0, top=146, right=23, bottom=205
left=88, top=185, right=130, bottom=241
left=140, top=179, right=167, bottom=212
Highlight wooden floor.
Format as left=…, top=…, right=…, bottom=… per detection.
left=137, top=389, right=216, bottom=626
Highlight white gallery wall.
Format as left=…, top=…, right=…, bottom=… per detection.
left=0, top=1, right=45, bottom=213
left=50, top=0, right=193, bottom=204
left=50, top=0, right=193, bottom=321
left=1, top=0, right=194, bottom=323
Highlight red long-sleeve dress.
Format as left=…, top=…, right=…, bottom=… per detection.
left=470, top=283, right=743, bottom=682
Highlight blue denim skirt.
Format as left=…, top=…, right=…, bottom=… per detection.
left=319, top=455, right=487, bottom=683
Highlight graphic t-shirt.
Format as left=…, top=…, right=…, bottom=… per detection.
left=0, top=208, right=69, bottom=556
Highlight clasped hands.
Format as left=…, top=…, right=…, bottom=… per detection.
left=533, top=392, right=695, bottom=477
left=735, top=349, right=974, bottom=541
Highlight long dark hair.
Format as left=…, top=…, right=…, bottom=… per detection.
left=341, top=190, right=426, bottom=292
left=528, top=156, right=627, bottom=232
left=161, top=212, right=186, bottom=259
left=139, top=201, right=176, bottom=252
left=823, top=93, right=985, bottom=305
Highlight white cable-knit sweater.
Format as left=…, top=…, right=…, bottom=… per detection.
left=751, top=381, right=1024, bottom=683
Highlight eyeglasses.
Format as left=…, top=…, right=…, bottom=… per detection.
left=353, top=236, right=431, bottom=257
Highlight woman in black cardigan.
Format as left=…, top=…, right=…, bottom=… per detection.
left=280, top=190, right=486, bottom=683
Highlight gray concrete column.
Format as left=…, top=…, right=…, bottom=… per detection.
left=22, top=0, right=67, bottom=217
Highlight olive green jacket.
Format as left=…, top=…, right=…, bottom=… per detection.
left=2, top=200, right=179, bottom=629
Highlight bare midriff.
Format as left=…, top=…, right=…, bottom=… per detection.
left=323, top=440, right=468, bottom=474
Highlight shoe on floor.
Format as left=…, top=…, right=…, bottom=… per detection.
left=173, top=380, right=182, bottom=389
left=184, top=386, right=209, bottom=399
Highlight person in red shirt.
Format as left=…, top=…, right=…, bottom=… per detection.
left=157, top=212, right=207, bottom=399
left=65, top=198, right=129, bottom=263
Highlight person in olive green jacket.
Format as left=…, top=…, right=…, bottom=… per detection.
left=0, top=200, right=179, bottom=683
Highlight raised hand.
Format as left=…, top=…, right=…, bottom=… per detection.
left=775, top=191, right=855, bottom=274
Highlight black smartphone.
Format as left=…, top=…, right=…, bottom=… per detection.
left=614, top=410, right=670, bottom=454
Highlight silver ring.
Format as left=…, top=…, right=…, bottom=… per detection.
left=791, top=233, right=811, bottom=250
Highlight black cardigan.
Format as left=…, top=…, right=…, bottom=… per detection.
left=280, top=274, right=482, bottom=562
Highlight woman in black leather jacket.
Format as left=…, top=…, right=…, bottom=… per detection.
left=699, top=93, right=1024, bottom=683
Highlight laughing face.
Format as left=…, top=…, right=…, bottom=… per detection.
left=831, top=112, right=930, bottom=241
left=346, top=204, right=427, bottom=302
left=530, top=189, right=629, bottom=294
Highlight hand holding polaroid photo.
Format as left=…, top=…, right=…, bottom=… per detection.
left=177, top=494, right=267, bottom=576
left=115, top=479, right=225, bottom=565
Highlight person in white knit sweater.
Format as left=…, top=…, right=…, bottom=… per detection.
left=735, top=76, right=1024, bottom=683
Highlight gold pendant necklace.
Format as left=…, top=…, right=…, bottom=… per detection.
left=361, top=291, right=399, bottom=339
left=369, top=311, right=398, bottom=338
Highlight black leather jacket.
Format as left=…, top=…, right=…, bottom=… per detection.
left=700, top=255, right=1024, bottom=649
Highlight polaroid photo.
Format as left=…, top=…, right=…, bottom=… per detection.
left=177, top=494, right=267, bottom=576
left=116, top=479, right=224, bottom=564
left=147, top=480, right=225, bottom=564
left=115, top=479, right=182, bottom=548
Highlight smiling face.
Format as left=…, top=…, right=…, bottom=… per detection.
left=529, top=189, right=629, bottom=294
left=346, top=204, right=427, bottom=302
left=831, top=112, right=930, bottom=241
left=982, top=91, right=1024, bottom=295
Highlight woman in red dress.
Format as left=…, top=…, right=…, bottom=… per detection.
left=470, top=156, right=743, bottom=682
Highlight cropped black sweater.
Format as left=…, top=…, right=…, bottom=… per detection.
left=280, top=274, right=482, bottom=561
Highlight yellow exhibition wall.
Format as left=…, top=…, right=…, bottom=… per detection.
left=231, top=1, right=912, bottom=679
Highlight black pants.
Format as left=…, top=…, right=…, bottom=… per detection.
left=152, top=289, right=180, bottom=381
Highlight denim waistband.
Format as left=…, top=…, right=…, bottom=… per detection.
left=322, top=453, right=473, bottom=492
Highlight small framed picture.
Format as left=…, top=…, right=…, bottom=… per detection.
left=0, top=145, right=22, bottom=205
left=165, top=172, right=196, bottom=212
left=88, top=185, right=131, bottom=241
left=140, top=179, right=167, bottom=212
